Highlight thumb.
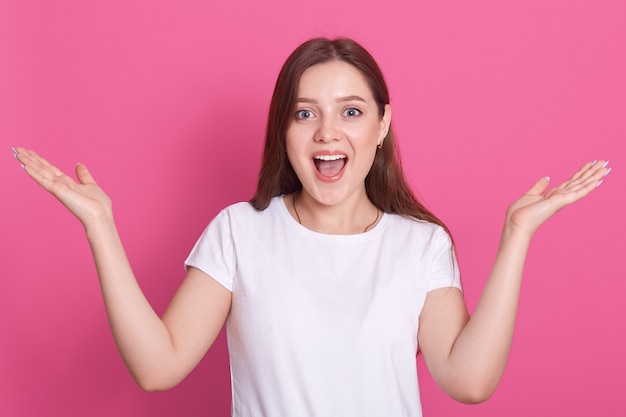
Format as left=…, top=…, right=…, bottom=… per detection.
left=527, top=176, right=550, bottom=196
left=75, top=162, right=97, bottom=185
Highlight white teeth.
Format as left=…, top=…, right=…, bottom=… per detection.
left=313, top=155, right=346, bottom=161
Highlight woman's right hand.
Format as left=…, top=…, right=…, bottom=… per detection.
left=13, top=147, right=113, bottom=228
left=14, top=147, right=232, bottom=389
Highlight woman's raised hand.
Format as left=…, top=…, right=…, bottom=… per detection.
left=13, top=147, right=113, bottom=229
left=505, top=160, right=611, bottom=238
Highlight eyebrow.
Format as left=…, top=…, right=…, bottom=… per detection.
left=295, top=95, right=368, bottom=104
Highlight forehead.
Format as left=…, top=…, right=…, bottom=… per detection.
left=297, top=61, right=373, bottom=99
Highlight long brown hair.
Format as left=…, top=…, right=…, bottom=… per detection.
left=250, top=37, right=451, bottom=236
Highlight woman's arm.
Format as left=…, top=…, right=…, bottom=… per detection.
left=13, top=147, right=231, bottom=391
left=418, top=160, right=611, bottom=404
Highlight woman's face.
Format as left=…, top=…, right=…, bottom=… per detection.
left=286, top=61, right=391, bottom=207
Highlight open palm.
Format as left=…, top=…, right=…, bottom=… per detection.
left=506, top=160, right=610, bottom=237
left=14, top=147, right=112, bottom=228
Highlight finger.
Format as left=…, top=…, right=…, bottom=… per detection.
left=561, top=179, right=598, bottom=195
left=75, top=163, right=98, bottom=185
left=550, top=160, right=609, bottom=194
left=564, top=161, right=609, bottom=191
left=562, top=179, right=602, bottom=204
left=16, top=151, right=60, bottom=187
left=568, top=160, right=609, bottom=184
left=548, top=170, right=607, bottom=208
left=575, top=161, right=607, bottom=184
left=15, top=148, right=75, bottom=193
left=16, top=147, right=64, bottom=177
left=568, top=160, right=596, bottom=182
left=526, top=176, right=550, bottom=196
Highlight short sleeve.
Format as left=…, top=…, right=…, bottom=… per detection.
left=427, top=227, right=462, bottom=292
left=184, top=209, right=235, bottom=292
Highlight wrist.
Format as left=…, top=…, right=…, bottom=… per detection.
left=83, top=211, right=116, bottom=237
left=501, top=220, right=534, bottom=245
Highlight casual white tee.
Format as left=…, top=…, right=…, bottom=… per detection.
left=185, top=196, right=461, bottom=417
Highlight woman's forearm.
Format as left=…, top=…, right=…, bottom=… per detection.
left=447, top=225, right=531, bottom=400
left=423, top=163, right=608, bottom=403
left=84, top=216, right=178, bottom=389
left=13, top=148, right=229, bottom=391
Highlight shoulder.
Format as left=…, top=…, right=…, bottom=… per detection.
left=220, top=197, right=282, bottom=218
left=381, top=213, right=453, bottom=255
left=385, top=213, right=449, bottom=237
left=210, top=197, right=283, bottom=234
left=220, top=201, right=257, bottom=216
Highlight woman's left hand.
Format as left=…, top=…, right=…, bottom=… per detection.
left=505, top=160, right=611, bottom=238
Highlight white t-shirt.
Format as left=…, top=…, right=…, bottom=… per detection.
left=185, top=196, right=461, bottom=417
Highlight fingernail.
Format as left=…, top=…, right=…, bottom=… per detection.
left=602, top=160, right=610, bottom=168
left=545, top=176, right=551, bottom=182
left=596, top=179, right=604, bottom=188
left=591, top=160, right=597, bottom=166
left=603, top=167, right=612, bottom=177
left=21, top=164, right=26, bottom=171
left=11, top=147, right=18, bottom=154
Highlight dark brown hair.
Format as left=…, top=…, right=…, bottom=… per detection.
left=250, top=37, right=451, bottom=236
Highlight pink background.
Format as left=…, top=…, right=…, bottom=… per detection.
left=1, top=0, right=624, bottom=415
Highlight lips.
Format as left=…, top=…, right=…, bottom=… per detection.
left=312, top=153, right=347, bottom=181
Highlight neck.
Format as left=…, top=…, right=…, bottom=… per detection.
left=289, top=190, right=380, bottom=235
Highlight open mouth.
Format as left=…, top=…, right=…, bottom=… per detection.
left=313, top=154, right=347, bottom=179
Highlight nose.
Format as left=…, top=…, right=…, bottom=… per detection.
left=315, top=116, right=340, bottom=143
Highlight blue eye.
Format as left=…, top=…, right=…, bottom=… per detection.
left=295, top=110, right=314, bottom=120
left=343, top=108, right=362, bottom=117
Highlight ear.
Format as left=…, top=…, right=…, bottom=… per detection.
left=378, top=104, right=392, bottom=145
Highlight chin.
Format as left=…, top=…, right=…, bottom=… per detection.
left=308, top=183, right=363, bottom=207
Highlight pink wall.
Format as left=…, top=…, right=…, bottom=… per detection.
left=2, top=0, right=624, bottom=415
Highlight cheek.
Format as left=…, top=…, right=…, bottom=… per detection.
left=285, top=123, right=315, bottom=156
left=352, top=124, right=380, bottom=166
left=285, top=133, right=308, bottom=172
left=349, top=123, right=382, bottom=146
left=285, top=129, right=298, bottom=158
left=285, top=124, right=306, bottom=148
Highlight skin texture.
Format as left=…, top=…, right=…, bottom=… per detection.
left=285, top=61, right=391, bottom=235
left=12, top=148, right=231, bottom=391
left=11, top=61, right=610, bottom=399
left=418, top=166, right=610, bottom=402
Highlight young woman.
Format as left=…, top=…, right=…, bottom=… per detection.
left=13, top=38, right=610, bottom=416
